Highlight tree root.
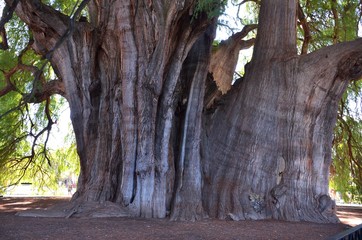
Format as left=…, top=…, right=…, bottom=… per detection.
left=16, top=200, right=132, bottom=218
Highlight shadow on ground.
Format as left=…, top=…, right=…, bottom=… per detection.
left=0, top=197, right=359, bottom=240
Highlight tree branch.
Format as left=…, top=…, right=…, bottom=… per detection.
left=297, top=2, right=311, bottom=54
left=0, top=98, right=55, bottom=186
left=331, top=0, right=339, bottom=44
left=2, top=0, right=89, bottom=103
left=0, top=72, right=16, bottom=97
left=210, top=25, right=257, bottom=94
left=301, top=38, right=362, bottom=84
left=233, top=0, right=260, bottom=7
left=0, top=0, right=20, bottom=50
left=337, top=116, right=362, bottom=171
left=24, top=79, right=66, bottom=103
left=234, top=0, right=260, bottom=23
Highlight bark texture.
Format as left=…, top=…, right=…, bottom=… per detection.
left=12, top=0, right=212, bottom=219
left=202, top=0, right=362, bottom=223
left=10, top=0, right=362, bottom=222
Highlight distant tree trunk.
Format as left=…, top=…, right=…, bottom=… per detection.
left=11, top=0, right=362, bottom=222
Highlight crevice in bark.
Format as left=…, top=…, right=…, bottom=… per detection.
left=170, top=24, right=216, bottom=221
left=203, top=73, right=222, bottom=111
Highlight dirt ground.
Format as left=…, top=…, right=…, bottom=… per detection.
left=0, top=197, right=361, bottom=240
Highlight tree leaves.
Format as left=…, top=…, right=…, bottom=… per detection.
left=0, top=0, right=81, bottom=194
left=194, top=0, right=228, bottom=19
left=331, top=84, right=362, bottom=203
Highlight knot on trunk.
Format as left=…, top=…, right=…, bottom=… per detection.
left=270, top=184, right=288, bottom=208
left=316, top=194, right=336, bottom=215
left=249, top=193, right=265, bottom=213
left=337, top=51, right=362, bottom=81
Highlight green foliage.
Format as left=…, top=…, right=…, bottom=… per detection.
left=5, top=15, right=29, bottom=52
left=331, top=84, right=362, bottom=203
left=44, top=0, right=83, bottom=16
left=0, top=0, right=81, bottom=195
left=0, top=94, right=79, bottom=195
left=0, top=50, right=17, bottom=71
left=298, top=0, right=360, bottom=52
left=194, top=0, right=228, bottom=19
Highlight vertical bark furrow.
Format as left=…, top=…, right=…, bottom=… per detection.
left=170, top=26, right=215, bottom=221
left=252, top=0, right=297, bottom=62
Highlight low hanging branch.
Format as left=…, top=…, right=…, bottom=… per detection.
left=0, top=96, right=55, bottom=187
left=0, top=0, right=90, bottom=187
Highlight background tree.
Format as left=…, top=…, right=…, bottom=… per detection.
left=0, top=0, right=79, bottom=195
left=0, top=0, right=362, bottom=223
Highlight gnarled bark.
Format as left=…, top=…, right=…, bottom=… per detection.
left=9, top=0, right=362, bottom=223
left=201, top=0, right=362, bottom=223
left=12, top=0, right=213, bottom=219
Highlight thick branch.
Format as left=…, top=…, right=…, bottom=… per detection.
left=209, top=25, right=257, bottom=93
left=301, top=38, right=362, bottom=86
left=10, top=0, right=67, bottom=34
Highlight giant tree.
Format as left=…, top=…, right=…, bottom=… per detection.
left=1, top=0, right=362, bottom=223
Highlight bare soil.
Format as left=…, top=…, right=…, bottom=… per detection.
left=0, top=197, right=360, bottom=240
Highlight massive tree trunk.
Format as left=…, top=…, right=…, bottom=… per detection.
left=10, top=0, right=362, bottom=222
left=202, top=0, right=362, bottom=222
left=12, top=0, right=212, bottom=219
